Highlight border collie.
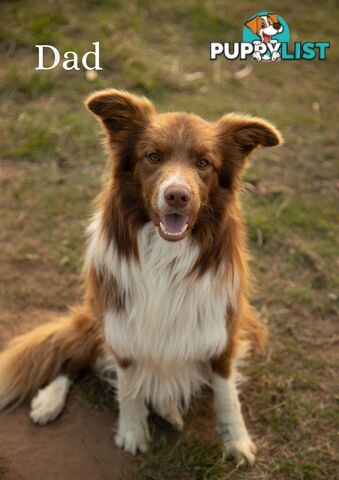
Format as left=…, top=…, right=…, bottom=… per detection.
left=0, top=90, right=282, bottom=465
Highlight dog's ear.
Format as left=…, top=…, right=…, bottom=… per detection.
left=216, top=114, right=283, bottom=189
left=85, top=89, right=155, bottom=135
left=268, top=13, right=279, bottom=24
left=245, top=16, right=261, bottom=34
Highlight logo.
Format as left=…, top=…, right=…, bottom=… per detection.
left=210, top=12, right=330, bottom=62
left=243, top=12, right=289, bottom=62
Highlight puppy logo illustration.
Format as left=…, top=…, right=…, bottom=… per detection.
left=210, top=13, right=329, bottom=62
left=243, top=12, right=289, bottom=62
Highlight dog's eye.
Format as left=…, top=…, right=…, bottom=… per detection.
left=261, top=22, right=265, bottom=27
left=148, top=152, right=160, bottom=163
left=196, top=159, right=209, bottom=169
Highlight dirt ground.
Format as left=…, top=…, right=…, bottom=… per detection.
left=1, top=393, right=130, bottom=480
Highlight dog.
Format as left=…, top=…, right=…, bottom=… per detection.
left=245, top=13, right=283, bottom=62
left=0, top=90, right=282, bottom=465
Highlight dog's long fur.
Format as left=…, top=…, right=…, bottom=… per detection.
left=0, top=308, right=102, bottom=409
left=0, top=90, right=282, bottom=464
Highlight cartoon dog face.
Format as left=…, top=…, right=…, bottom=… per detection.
left=245, top=14, right=283, bottom=43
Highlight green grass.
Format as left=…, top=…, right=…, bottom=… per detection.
left=120, top=437, right=239, bottom=480
left=0, top=0, right=338, bottom=478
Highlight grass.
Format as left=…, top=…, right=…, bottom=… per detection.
left=78, top=373, right=118, bottom=411
left=0, top=0, right=338, bottom=479
left=120, top=437, right=238, bottom=480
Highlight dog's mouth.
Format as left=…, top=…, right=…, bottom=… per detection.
left=158, top=213, right=189, bottom=242
left=262, top=32, right=271, bottom=43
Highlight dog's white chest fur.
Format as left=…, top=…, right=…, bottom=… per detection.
left=87, top=218, right=234, bottom=408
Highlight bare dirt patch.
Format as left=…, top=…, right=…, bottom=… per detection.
left=1, top=395, right=131, bottom=480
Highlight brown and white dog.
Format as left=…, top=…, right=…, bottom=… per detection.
left=0, top=90, right=282, bottom=465
left=245, top=13, right=284, bottom=62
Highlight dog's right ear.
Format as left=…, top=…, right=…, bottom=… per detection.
left=245, top=16, right=260, bottom=34
left=85, top=89, right=155, bottom=135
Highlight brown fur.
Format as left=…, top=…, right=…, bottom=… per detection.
left=85, top=90, right=280, bottom=378
left=0, top=89, right=282, bottom=409
left=0, top=308, right=102, bottom=408
left=211, top=295, right=268, bottom=377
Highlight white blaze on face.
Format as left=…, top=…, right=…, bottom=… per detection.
left=260, top=15, right=269, bottom=27
left=157, top=170, right=190, bottom=212
left=156, top=170, right=192, bottom=239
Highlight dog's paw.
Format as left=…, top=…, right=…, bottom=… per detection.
left=252, top=52, right=262, bottom=62
left=155, top=403, right=184, bottom=431
left=271, top=51, right=281, bottom=62
left=223, top=436, right=256, bottom=466
left=115, top=422, right=150, bottom=455
left=30, top=375, right=71, bottom=426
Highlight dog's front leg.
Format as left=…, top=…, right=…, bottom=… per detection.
left=252, top=40, right=262, bottom=61
left=115, top=367, right=150, bottom=454
left=270, top=39, right=281, bottom=61
left=212, top=372, right=256, bottom=465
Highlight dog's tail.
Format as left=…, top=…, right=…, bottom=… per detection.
left=0, top=307, right=103, bottom=409
left=238, top=302, right=268, bottom=357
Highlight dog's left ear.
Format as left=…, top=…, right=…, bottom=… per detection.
left=216, top=114, right=283, bottom=188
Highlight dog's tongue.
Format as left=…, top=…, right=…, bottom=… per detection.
left=162, top=213, right=187, bottom=234
left=263, top=33, right=270, bottom=43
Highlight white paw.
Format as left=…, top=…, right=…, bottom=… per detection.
left=224, top=436, right=256, bottom=466
left=115, top=422, right=150, bottom=455
left=30, top=390, right=65, bottom=425
left=271, top=51, right=281, bottom=62
left=30, top=375, right=71, bottom=426
left=253, top=52, right=262, bottom=62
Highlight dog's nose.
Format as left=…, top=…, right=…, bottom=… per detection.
left=164, top=186, right=191, bottom=208
left=273, top=22, right=281, bottom=29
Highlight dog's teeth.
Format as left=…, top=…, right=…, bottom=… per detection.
left=159, top=222, right=188, bottom=236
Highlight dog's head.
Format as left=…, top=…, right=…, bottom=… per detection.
left=245, top=14, right=283, bottom=42
left=86, top=89, right=282, bottom=242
